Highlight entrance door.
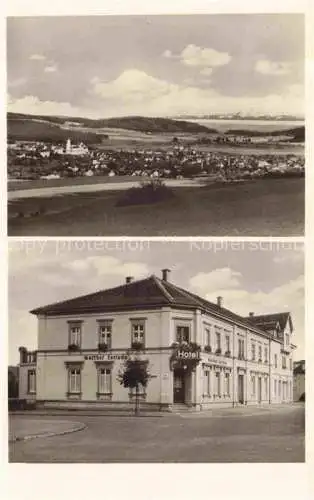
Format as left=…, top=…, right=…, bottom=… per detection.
left=238, top=374, right=244, bottom=404
left=173, top=370, right=185, bottom=403
left=258, top=378, right=262, bottom=403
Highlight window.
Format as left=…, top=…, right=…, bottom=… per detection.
left=282, top=356, right=287, bottom=369
left=68, top=322, right=82, bottom=347
left=215, top=372, right=221, bottom=397
left=285, top=333, right=289, bottom=346
left=264, top=347, right=268, bottom=363
left=251, top=342, right=256, bottom=361
left=274, top=379, right=277, bottom=396
left=225, top=373, right=230, bottom=397
left=251, top=375, right=256, bottom=397
left=274, top=354, right=278, bottom=368
left=204, top=370, right=211, bottom=396
left=98, top=368, right=112, bottom=394
left=265, top=378, right=268, bottom=400
left=238, top=338, right=245, bottom=359
left=215, top=331, right=221, bottom=351
left=129, top=385, right=146, bottom=399
left=132, top=321, right=145, bottom=347
left=176, top=326, right=190, bottom=344
left=205, top=327, right=211, bottom=347
left=68, top=367, right=81, bottom=394
left=258, top=345, right=262, bottom=362
left=225, top=335, right=230, bottom=353
left=98, top=322, right=112, bottom=347
left=278, top=380, right=281, bottom=397
left=289, top=358, right=292, bottom=371
left=27, top=369, right=36, bottom=393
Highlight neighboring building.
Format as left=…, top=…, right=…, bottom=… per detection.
left=18, top=270, right=296, bottom=411
left=8, top=365, right=19, bottom=398
left=65, top=138, right=89, bottom=156
left=293, top=360, right=305, bottom=401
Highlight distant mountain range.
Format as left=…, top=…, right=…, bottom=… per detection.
left=173, top=113, right=304, bottom=121
left=7, top=112, right=305, bottom=143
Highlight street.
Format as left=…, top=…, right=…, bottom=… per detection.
left=9, top=404, right=305, bottom=463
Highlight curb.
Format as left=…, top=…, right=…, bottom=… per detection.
left=10, top=422, right=86, bottom=443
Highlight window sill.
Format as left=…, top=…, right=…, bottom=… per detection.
left=66, top=392, right=82, bottom=400
left=97, top=393, right=113, bottom=401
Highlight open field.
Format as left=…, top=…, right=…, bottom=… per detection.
left=9, top=404, right=305, bottom=463
left=8, top=177, right=304, bottom=236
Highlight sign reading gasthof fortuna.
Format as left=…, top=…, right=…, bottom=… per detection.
left=170, top=342, right=201, bottom=371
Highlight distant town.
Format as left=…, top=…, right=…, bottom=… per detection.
left=8, top=136, right=304, bottom=182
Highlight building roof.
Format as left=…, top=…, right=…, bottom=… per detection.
left=243, top=312, right=293, bottom=334
left=30, top=275, right=285, bottom=341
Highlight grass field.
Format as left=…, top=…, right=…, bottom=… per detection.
left=8, top=177, right=304, bottom=236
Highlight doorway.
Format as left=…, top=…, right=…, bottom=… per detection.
left=238, top=374, right=244, bottom=404
left=258, top=377, right=262, bottom=403
left=173, top=369, right=186, bottom=403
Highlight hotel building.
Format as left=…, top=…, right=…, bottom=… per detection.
left=18, top=270, right=295, bottom=411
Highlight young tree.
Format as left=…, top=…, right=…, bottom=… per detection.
left=118, top=357, right=152, bottom=415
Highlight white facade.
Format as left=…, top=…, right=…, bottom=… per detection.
left=18, top=302, right=295, bottom=410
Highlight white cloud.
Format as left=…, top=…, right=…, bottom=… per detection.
left=162, top=49, right=173, bottom=59
left=29, top=54, right=46, bottom=61
left=90, top=69, right=304, bottom=117
left=181, top=44, right=231, bottom=68
left=8, top=77, right=27, bottom=88
left=44, top=65, right=58, bottom=73
left=190, top=268, right=242, bottom=294
left=255, top=59, right=292, bottom=76
left=7, top=94, right=83, bottom=117
left=189, top=270, right=304, bottom=358
left=63, top=256, right=150, bottom=279
left=200, top=68, right=213, bottom=76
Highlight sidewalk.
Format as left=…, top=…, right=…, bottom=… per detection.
left=9, top=418, right=86, bottom=442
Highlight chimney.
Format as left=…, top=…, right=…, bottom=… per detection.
left=162, top=269, right=171, bottom=282
left=249, top=312, right=254, bottom=317
left=217, top=296, right=223, bottom=308
left=126, top=276, right=134, bottom=284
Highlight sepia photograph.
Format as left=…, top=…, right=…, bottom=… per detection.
left=8, top=240, right=305, bottom=463
left=7, top=14, right=305, bottom=237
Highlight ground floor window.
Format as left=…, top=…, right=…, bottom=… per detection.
left=68, top=367, right=81, bottom=394
left=215, top=372, right=221, bottom=397
left=265, top=378, right=268, bottom=400
left=278, top=380, right=281, bottom=398
left=251, top=375, right=256, bottom=397
left=27, top=369, right=36, bottom=394
left=98, top=368, right=112, bottom=394
left=274, top=379, right=277, bottom=396
left=225, top=373, right=230, bottom=397
left=204, top=370, right=211, bottom=396
left=129, top=385, right=146, bottom=400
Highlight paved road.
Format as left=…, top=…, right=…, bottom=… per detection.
left=7, top=179, right=204, bottom=200
left=9, top=405, right=305, bottom=463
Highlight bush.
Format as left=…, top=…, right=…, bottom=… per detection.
left=116, top=179, right=175, bottom=207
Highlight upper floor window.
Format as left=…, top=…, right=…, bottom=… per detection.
left=225, top=335, right=230, bottom=353
left=274, top=354, right=278, bottom=368
left=285, top=333, right=289, bottom=346
left=98, top=321, right=112, bottom=348
left=289, top=358, right=292, bottom=371
left=27, top=369, right=36, bottom=394
left=204, top=327, right=211, bottom=346
left=215, top=331, right=221, bottom=352
left=264, top=347, right=268, bottom=363
left=282, top=356, right=287, bottom=369
left=68, top=322, right=82, bottom=347
left=131, top=321, right=145, bottom=348
left=176, top=326, right=190, bottom=344
left=258, top=345, right=262, bottom=362
left=251, top=342, right=256, bottom=361
left=238, top=338, right=245, bottom=359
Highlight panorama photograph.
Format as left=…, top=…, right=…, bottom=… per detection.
left=8, top=240, right=305, bottom=463
left=7, top=14, right=304, bottom=236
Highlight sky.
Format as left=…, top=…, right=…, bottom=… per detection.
left=7, top=14, right=304, bottom=118
left=8, top=240, right=304, bottom=365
